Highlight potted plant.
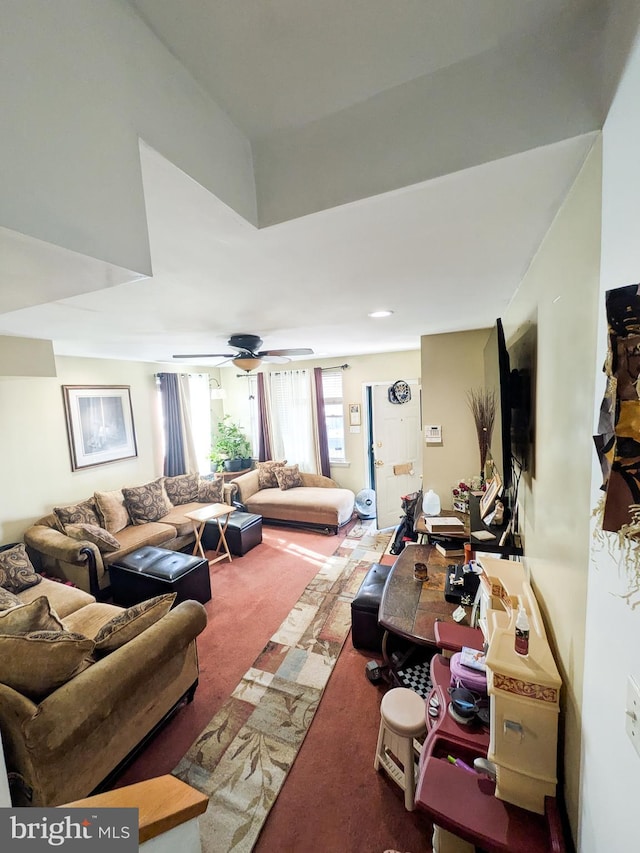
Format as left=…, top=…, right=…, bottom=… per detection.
left=213, top=416, right=252, bottom=472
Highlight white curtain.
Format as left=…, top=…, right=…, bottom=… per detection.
left=269, top=369, right=317, bottom=473
left=186, top=374, right=211, bottom=475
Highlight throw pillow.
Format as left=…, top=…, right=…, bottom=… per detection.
left=0, top=543, right=42, bottom=593
left=274, top=464, right=304, bottom=491
left=0, top=631, right=94, bottom=700
left=54, top=499, right=101, bottom=530
left=197, top=476, right=224, bottom=504
left=257, top=460, right=287, bottom=489
left=93, top=593, right=176, bottom=654
left=94, top=489, right=130, bottom=534
left=64, top=523, right=121, bottom=554
left=164, top=473, right=199, bottom=505
left=0, top=588, right=21, bottom=612
left=122, top=480, right=172, bottom=525
left=0, top=596, right=64, bottom=635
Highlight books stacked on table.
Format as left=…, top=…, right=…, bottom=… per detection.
left=424, top=516, right=465, bottom=536
left=433, top=540, right=466, bottom=558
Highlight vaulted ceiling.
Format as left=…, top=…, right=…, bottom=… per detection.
left=0, top=1, right=635, bottom=365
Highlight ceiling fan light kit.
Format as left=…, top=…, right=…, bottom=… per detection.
left=173, top=333, right=313, bottom=372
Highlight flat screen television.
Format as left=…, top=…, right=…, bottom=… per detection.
left=484, top=318, right=535, bottom=500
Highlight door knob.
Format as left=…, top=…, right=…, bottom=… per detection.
left=374, top=459, right=384, bottom=467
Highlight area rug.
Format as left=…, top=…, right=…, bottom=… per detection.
left=173, top=521, right=391, bottom=853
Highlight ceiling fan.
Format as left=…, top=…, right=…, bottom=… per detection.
left=173, top=333, right=313, bottom=372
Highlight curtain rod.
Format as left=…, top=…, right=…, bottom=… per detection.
left=321, top=363, right=349, bottom=371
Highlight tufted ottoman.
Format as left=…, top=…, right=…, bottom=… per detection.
left=108, top=545, right=211, bottom=607
left=201, top=511, right=262, bottom=556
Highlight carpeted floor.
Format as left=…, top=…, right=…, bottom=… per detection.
left=173, top=521, right=394, bottom=852
left=115, top=521, right=434, bottom=852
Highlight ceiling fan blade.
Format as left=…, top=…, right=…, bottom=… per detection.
left=260, top=355, right=290, bottom=364
left=172, top=352, right=234, bottom=359
left=259, top=348, right=314, bottom=357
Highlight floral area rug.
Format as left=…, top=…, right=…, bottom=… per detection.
left=173, top=521, right=391, bottom=852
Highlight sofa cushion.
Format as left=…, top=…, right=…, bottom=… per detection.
left=0, top=596, right=64, bottom=634
left=94, top=489, right=131, bottom=534
left=164, top=473, right=199, bottom=505
left=246, top=486, right=355, bottom=528
left=65, top=522, right=121, bottom=553
left=0, top=631, right=95, bottom=700
left=122, top=480, right=172, bottom=524
left=0, top=587, right=21, bottom=611
left=62, top=602, right=124, bottom=638
left=103, top=522, right=177, bottom=563
left=157, top=502, right=205, bottom=536
left=197, top=475, right=224, bottom=504
left=257, top=460, right=286, bottom=489
left=93, top=593, right=176, bottom=654
left=274, top=464, right=303, bottom=490
left=0, top=543, right=42, bottom=593
left=53, top=499, right=101, bottom=530
left=17, top=576, right=96, bottom=618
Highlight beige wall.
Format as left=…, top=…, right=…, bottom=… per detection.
left=502, top=139, right=601, bottom=841
left=218, top=349, right=421, bottom=495
left=0, top=357, right=220, bottom=543
left=420, top=329, right=489, bottom=508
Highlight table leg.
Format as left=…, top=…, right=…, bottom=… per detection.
left=209, top=513, right=233, bottom=565
left=191, top=521, right=207, bottom=562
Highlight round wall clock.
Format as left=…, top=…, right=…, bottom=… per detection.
left=388, top=380, right=411, bottom=404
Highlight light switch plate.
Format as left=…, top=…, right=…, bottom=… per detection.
left=626, top=676, right=640, bottom=758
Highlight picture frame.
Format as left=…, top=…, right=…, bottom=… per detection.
left=480, top=471, right=503, bottom=519
left=62, top=385, right=137, bottom=471
left=349, top=403, right=361, bottom=426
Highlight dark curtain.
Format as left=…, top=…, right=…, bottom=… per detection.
left=157, top=372, right=186, bottom=476
left=257, top=373, right=272, bottom=461
left=314, top=367, right=331, bottom=477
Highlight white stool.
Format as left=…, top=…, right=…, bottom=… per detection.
left=374, top=687, right=426, bottom=810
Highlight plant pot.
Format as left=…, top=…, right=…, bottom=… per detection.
left=223, top=459, right=244, bottom=472
left=210, top=462, right=219, bottom=473
left=241, top=457, right=253, bottom=469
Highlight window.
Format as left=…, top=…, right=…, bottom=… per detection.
left=322, top=369, right=346, bottom=463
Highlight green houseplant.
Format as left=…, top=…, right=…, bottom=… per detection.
left=212, top=416, right=252, bottom=472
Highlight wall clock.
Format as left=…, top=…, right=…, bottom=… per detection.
left=388, top=380, right=411, bottom=404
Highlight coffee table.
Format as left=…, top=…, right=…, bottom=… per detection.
left=184, top=503, right=237, bottom=565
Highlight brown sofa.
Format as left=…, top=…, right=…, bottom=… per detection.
left=24, top=474, right=234, bottom=597
left=232, top=468, right=355, bottom=534
left=0, top=560, right=207, bottom=807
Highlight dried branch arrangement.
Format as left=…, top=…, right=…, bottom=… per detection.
left=467, top=387, right=496, bottom=474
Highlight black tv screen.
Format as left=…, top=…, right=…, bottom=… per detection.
left=484, top=318, right=536, bottom=497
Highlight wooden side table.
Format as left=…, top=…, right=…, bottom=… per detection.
left=184, top=503, right=237, bottom=565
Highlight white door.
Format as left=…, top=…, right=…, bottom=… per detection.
left=371, top=381, right=422, bottom=529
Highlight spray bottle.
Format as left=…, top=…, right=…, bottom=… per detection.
left=514, top=605, right=530, bottom=657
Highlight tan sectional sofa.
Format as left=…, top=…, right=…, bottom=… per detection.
left=232, top=466, right=355, bottom=534
left=24, top=473, right=234, bottom=597
left=0, top=543, right=207, bottom=807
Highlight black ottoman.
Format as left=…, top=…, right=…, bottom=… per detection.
left=201, top=512, right=262, bottom=556
left=108, top=546, right=211, bottom=607
left=351, top=562, right=392, bottom=652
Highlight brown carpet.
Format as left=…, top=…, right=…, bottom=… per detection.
left=114, top=524, right=434, bottom=852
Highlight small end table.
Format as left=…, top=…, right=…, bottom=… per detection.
left=184, top=503, right=237, bottom=565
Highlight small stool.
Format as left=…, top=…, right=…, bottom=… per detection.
left=374, top=687, right=426, bottom=810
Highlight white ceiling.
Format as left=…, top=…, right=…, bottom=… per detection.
left=0, top=1, right=620, bottom=367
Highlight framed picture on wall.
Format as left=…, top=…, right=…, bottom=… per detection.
left=349, top=403, right=361, bottom=426
left=62, top=385, right=137, bottom=471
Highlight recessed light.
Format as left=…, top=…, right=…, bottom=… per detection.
left=368, top=310, right=393, bottom=318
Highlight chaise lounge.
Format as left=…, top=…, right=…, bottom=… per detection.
left=231, top=463, right=355, bottom=534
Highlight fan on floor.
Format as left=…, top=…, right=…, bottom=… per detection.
left=354, top=488, right=376, bottom=520
left=173, top=333, right=313, bottom=372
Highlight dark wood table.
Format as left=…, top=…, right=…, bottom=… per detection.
left=378, top=542, right=471, bottom=654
